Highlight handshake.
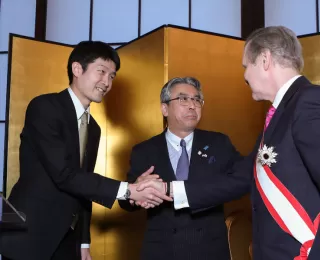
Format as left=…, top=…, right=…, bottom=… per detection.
left=127, top=166, right=173, bottom=209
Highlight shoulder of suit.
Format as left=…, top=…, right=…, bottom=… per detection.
left=31, top=92, right=59, bottom=101
left=195, top=128, right=230, bottom=140
left=27, top=92, right=61, bottom=110
left=295, top=83, right=320, bottom=104
left=132, top=132, right=164, bottom=151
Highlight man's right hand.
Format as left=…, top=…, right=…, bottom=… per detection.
left=134, top=166, right=162, bottom=183
left=128, top=179, right=172, bottom=208
left=129, top=166, right=162, bottom=206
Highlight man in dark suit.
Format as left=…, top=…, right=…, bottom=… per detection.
left=139, top=26, right=320, bottom=260
left=0, top=41, right=171, bottom=260
left=119, top=77, right=241, bottom=260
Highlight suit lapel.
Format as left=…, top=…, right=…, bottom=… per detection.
left=58, top=89, right=101, bottom=170
left=58, top=89, right=81, bottom=166
left=264, top=76, right=310, bottom=143
left=83, top=118, right=100, bottom=170
left=155, top=130, right=176, bottom=181
left=189, top=129, right=206, bottom=180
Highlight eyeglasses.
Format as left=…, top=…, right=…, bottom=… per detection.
left=165, top=96, right=204, bottom=108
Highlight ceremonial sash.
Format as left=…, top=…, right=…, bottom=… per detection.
left=254, top=160, right=320, bottom=259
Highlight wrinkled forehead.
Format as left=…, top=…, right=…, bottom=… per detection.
left=171, top=83, right=200, bottom=97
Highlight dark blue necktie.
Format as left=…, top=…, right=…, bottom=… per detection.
left=176, top=139, right=189, bottom=180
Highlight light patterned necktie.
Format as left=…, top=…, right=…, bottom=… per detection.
left=176, top=139, right=189, bottom=180
left=79, top=111, right=88, bottom=167
left=265, top=105, right=276, bottom=130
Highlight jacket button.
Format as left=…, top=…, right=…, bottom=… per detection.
left=172, top=228, right=177, bottom=234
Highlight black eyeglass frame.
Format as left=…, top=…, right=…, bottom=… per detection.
left=164, top=96, right=204, bottom=107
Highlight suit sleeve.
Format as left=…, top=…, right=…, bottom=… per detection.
left=292, top=87, right=320, bottom=260
left=118, top=144, right=151, bottom=211
left=80, top=200, right=92, bottom=244
left=81, top=126, right=100, bottom=244
left=293, top=87, right=320, bottom=190
left=24, top=96, right=120, bottom=209
left=185, top=134, right=254, bottom=212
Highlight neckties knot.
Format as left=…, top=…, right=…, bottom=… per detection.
left=80, top=111, right=88, bottom=125
left=176, top=139, right=189, bottom=180
left=267, top=106, right=276, bottom=116
left=265, top=105, right=276, bottom=129
left=180, top=139, right=186, bottom=148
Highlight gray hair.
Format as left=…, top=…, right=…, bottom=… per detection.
left=245, top=26, right=304, bottom=72
left=160, top=77, right=203, bottom=103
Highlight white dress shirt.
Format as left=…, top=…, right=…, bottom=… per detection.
left=68, top=88, right=90, bottom=248
left=68, top=88, right=127, bottom=248
left=272, top=75, right=301, bottom=108
left=166, top=128, right=193, bottom=209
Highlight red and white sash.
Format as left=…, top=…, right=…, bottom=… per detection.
left=254, top=159, right=320, bottom=259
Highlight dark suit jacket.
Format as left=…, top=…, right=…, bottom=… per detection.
left=185, top=76, right=320, bottom=260
left=0, top=89, right=121, bottom=260
left=119, top=129, right=241, bottom=260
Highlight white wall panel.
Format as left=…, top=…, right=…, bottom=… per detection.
left=141, top=0, right=189, bottom=35
left=46, top=0, right=90, bottom=44
left=192, top=0, right=241, bottom=37
left=0, top=123, right=4, bottom=192
left=0, top=0, right=36, bottom=51
left=92, top=0, right=138, bottom=43
left=0, top=54, right=8, bottom=121
left=265, top=0, right=316, bottom=36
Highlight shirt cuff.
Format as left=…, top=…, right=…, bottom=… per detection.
left=172, top=181, right=190, bottom=210
left=81, top=244, right=90, bottom=248
left=116, top=182, right=128, bottom=200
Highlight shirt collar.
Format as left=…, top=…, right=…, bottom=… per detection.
left=165, top=128, right=194, bottom=152
left=272, top=75, right=301, bottom=109
left=68, top=87, right=90, bottom=123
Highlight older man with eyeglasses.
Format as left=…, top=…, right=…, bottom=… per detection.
left=119, top=77, right=241, bottom=260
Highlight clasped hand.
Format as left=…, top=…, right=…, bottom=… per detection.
left=128, top=166, right=172, bottom=209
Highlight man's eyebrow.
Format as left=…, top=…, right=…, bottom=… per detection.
left=177, top=93, right=201, bottom=98
left=97, top=64, right=116, bottom=75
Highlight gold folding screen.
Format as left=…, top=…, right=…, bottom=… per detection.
left=6, top=37, right=73, bottom=194
left=299, top=35, right=320, bottom=85
left=12, top=26, right=320, bottom=259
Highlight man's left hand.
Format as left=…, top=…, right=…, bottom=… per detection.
left=81, top=248, right=92, bottom=260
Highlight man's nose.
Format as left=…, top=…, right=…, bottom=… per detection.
left=188, top=99, right=196, bottom=109
left=101, top=75, right=110, bottom=86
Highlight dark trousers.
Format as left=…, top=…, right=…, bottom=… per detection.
left=2, top=227, right=80, bottom=260
left=51, top=227, right=81, bottom=260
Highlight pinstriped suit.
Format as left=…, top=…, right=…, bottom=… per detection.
left=119, top=128, right=241, bottom=260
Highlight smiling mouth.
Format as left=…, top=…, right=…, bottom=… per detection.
left=95, top=86, right=106, bottom=94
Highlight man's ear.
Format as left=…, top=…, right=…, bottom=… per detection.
left=161, top=103, right=169, bottom=117
left=262, top=50, right=272, bottom=71
left=72, top=62, right=83, bottom=78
